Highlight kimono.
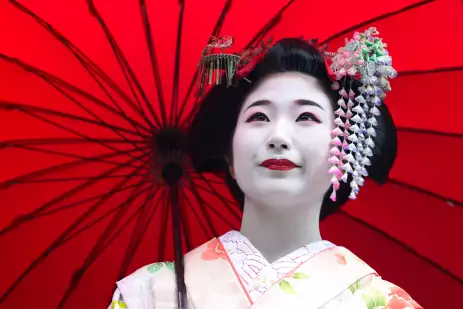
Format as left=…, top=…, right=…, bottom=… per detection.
left=109, top=231, right=422, bottom=309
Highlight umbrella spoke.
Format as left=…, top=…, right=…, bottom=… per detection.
left=45, top=76, right=149, bottom=146
left=170, top=0, right=186, bottom=125
left=0, top=146, right=148, bottom=189
left=56, top=172, right=159, bottom=308
left=15, top=173, right=151, bottom=184
left=0, top=152, right=149, bottom=237
left=0, top=102, right=151, bottom=139
left=3, top=138, right=149, bottom=146
left=1, top=102, right=151, bottom=161
left=320, top=0, right=435, bottom=45
left=7, top=0, right=155, bottom=131
left=188, top=175, right=224, bottom=185
left=338, top=210, right=463, bottom=285
left=388, top=178, right=463, bottom=207
left=191, top=172, right=241, bottom=220
left=187, top=181, right=237, bottom=234
left=180, top=0, right=296, bottom=127
left=37, top=181, right=151, bottom=218
left=244, top=0, right=295, bottom=49
left=0, top=54, right=152, bottom=137
left=175, top=0, right=233, bottom=125
left=62, top=181, right=154, bottom=245
left=396, top=127, right=463, bottom=139
left=21, top=107, right=148, bottom=162
left=180, top=187, right=214, bottom=240
left=139, top=0, right=168, bottom=128
left=86, top=0, right=162, bottom=130
left=1, top=142, right=150, bottom=170
left=0, top=162, right=149, bottom=304
left=117, top=187, right=166, bottom=279
left=398, top=66, right=463, bottom=77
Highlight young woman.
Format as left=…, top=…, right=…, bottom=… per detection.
left=109, top=33, right=422, bottom=309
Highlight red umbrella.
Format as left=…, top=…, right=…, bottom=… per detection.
left=0, top=0, right=461, bottom=308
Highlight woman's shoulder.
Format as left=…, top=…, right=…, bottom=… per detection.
left=111, top=261, right=177, bottom=308
left=360, top=276, right=423, bottom=309
left=330, top=246, right=423, bottom=308
left=111, top=240, right=216, bottom=308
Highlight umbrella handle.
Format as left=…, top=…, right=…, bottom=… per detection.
left=170, top=185, right=187, bottom=309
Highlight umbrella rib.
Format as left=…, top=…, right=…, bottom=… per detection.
left=2, top=102, right=151, bottom=161
left=2, top=142, right=149, bottom=170
left=175, top=0, right=233, bottom=125
left=0, top=153, right=149, bottom=237
left=193, top=181, right=241, bottom=219
left=187, top=182, right=237, bottom=234
left=180, top=0, right=296, bottom=128
left=157, top=190, right=170, bottom=261
left=139, top=0, right=168, bottom=127
left=170, top=0, right=186, bottom=125
left=180, top=186, right=216, bottom=239
left=7, top=0, right=154, bottom=132
left=0, top=145, right=148, bottom=190
left=4, top=138, right=149, bottom=146
left=62, top=178, right=153, bottom=245
left=338, top=210, right=463, bottom=285
left=17, top=174, right=150, bottom=184
left=18, top=95, right=145, bottom=164
left=0, top=54, right=152, bottom=137
left=37, top=181, right=151, bottom=218
left=189, top=175, right=224, bottom=185
left=396, top=127, right=463, bottom=139
left=56, top=173, right=156, bottom=308
left=117, top=187, right=165, bottom=279
left=397, top=66, right=463, bottom=77
left=0, top=101, right=151, bottom=139
left=44, top=77, right=147, bottom=148
left=86, top=0, right=162, bottom=130
left=192, top=174, right=241, bottom=220
left=388, top=178, right=463, bottom=207
left=210, top=0, right=233, bottom=38
left=244, top=0, right=295, bottom=50
left=319, top=0, right=435, bottom=45
left=0, top=163, right=148, bottom=304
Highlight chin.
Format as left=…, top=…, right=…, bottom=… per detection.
left=254, top=179, right=306, bottom=200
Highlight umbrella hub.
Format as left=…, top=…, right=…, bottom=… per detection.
left=162, top=163, right=184, bottom=186
left=152, top=127, right=188, bottom=186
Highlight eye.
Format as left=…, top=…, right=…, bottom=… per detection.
left=296, top=112, right=321, bottom=123
left=246, top=112, right=270, bottom=123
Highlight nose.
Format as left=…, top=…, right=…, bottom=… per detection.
left=268, top=141, right=290, bottom=150
left=267, top=122, right=292, bottom=151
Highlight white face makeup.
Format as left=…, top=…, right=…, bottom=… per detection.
left=232, top=72, right=334, bottom=209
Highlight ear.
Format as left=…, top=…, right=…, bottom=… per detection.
left=225, top=156, right=236, bottom=179
left=228, top=165, right=236, bottom=179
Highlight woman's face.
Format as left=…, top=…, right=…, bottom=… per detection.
left=232, top=72, right=334, bottom=209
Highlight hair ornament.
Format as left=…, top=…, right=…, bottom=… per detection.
left=327, top=27, right=397, bottom=202
left=197, top=36, right=241, bottom=97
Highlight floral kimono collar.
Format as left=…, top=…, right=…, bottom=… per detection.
left=218, top=230, right=335, bottom=302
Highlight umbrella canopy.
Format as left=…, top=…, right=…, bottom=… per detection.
left=0, top=0, right=461, bottom=308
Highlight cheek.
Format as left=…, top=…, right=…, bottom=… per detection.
left=232, top=126, right=264, bottom=157
left=298, top=128, right=333, bottom=164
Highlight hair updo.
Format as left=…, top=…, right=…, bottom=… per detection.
left=188, top=38, right=397, bottom=219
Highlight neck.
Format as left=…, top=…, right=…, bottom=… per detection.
left=239, top=196, right=322, bottom=263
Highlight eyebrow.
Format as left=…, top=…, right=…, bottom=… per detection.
left=245, top=99, right=324, bottom=111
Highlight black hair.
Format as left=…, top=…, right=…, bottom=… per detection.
left=188, top=37, right=398, bottom=219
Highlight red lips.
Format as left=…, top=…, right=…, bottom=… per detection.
left=259, top=159, right=299, bottom=171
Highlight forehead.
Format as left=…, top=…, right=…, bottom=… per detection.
left=244, top=72, right=331, bottom=107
